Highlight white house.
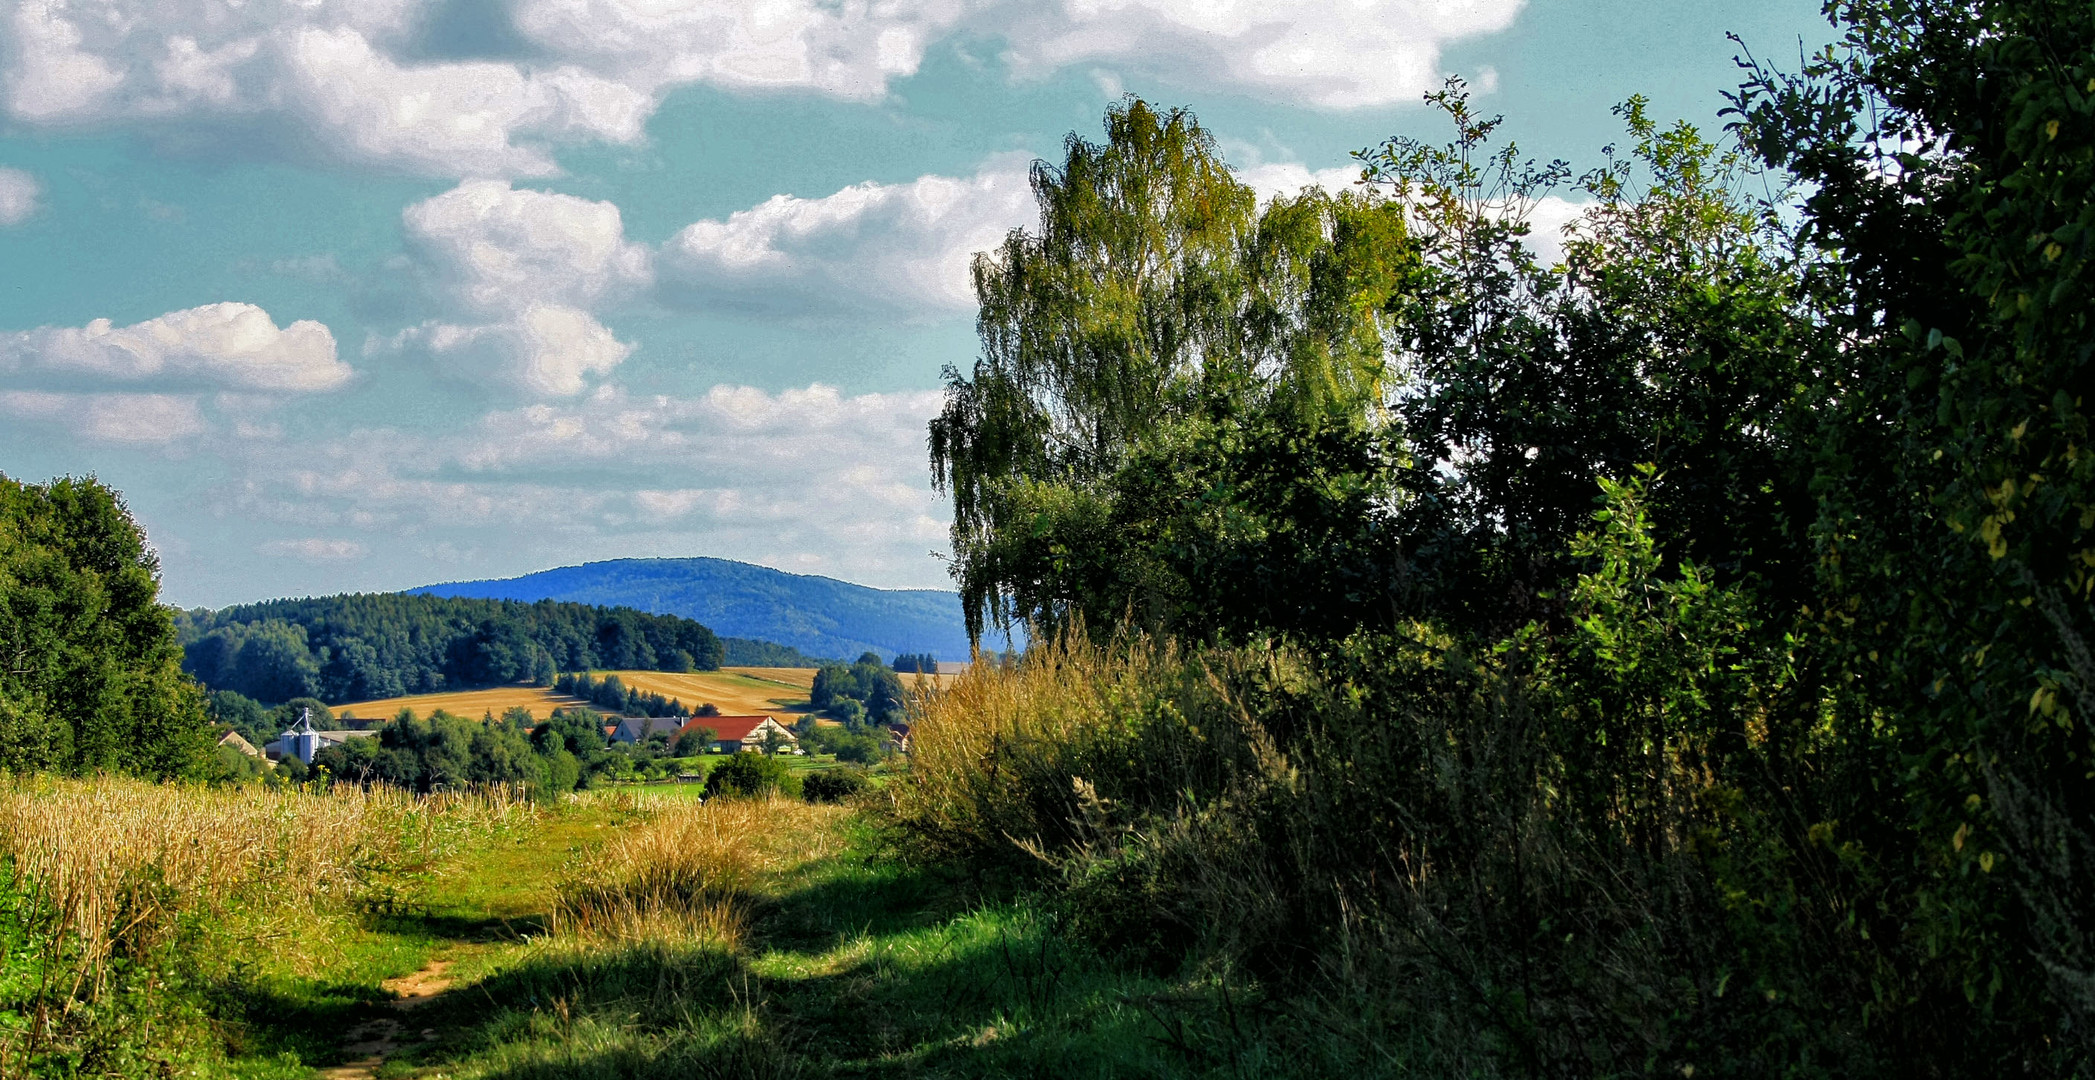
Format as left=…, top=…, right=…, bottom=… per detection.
left=671, top=714, right=798, bottom=753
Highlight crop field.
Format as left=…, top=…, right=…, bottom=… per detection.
left=605, top=668, right=814, bottom=716
left=334, top=685, right=593, bottom=722
left=337, top=666, right=818, bottom=721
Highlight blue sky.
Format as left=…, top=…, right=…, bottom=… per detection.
left=0, top=0, right=1831, bottom=609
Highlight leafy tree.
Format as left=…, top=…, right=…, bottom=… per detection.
left=206, top=689, right=271, bottom=748
left=931, top=98, right=1413, bottom=643
left=674, top=727, right=714, bottom=756
left=1731, top=0, right=2095, bottom=1050
left=0, top=473, right=211, bottom=778
left=705, top=752, right=798, bottom=799
left=802, top=766, right=870, bottom=803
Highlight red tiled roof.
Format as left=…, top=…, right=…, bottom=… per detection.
left=675, top=715, right=778, bottom=743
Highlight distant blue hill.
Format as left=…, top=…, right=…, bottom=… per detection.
left=408, top=557, right=1004, bottom=665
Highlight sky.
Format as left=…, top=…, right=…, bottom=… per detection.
left=0, top=0, right=1835, bottom=609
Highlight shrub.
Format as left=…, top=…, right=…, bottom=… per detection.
left=800, top=767, right=869, bottom=804
left=704, top=753, right=799, bottom=800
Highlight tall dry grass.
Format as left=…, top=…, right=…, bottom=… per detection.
left=891, top=627, right=1270, bottom=872
left=0, top=775, right=530, bottom=1070
left=553, top=795, right=846, bottom=948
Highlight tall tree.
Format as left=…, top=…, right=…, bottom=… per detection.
left=932, top=98, right=1413, bottom=642
left=0, top=474, right=210, bottom=778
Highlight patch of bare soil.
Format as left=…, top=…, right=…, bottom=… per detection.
left=317, top=960, right=456, bottom=1080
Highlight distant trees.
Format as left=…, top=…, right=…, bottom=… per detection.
left=809, top=653, right=906, bottom=727
left=553, top=671, right=687, bottom=717
left=179, top=593, right=723, bottom=705
left=313, top=705, right=626, bottom=798
left=891, top=652, right=937, bottom=674
left=0, top=473, right=212, bottom=778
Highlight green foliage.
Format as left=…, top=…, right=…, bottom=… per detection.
left=931, top=98, right=1414, bottom=643
left=0, top=473, right=212, bottom=778
left=801, top=766, right=870, bottom=803
left=810, top=655, right=906, bottom=726
left=703, top=753, right=798, bottom=800
left=555, top=671, right=687, bottom=718
left=178, top=592, right=722, bottom=705
left=903, top=54, right=2095, bottom=1073
left=673, top=727, right=714, bottom=756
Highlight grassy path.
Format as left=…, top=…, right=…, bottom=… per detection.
left=236, top=792, right=1204, bottom=1079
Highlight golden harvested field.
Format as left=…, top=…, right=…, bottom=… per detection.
left=613, top=668, right=813, bottom=716
left=336, top=666, right=819, bottom=722
left=335, top=686, right=590, bottom=722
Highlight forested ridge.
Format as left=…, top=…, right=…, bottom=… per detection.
left=178, top=593, right=725, bottom=705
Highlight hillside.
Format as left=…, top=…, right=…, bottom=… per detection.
left=409, top=557, right=1007, bottom=663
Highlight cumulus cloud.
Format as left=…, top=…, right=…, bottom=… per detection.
left=0, top=303, right=349, bottom=392
left=995, top=0, right=1524, bottom=108
left=222, top=382, right=951, bottom=583
left=387, top=179, right=649, bottom=395
left=1521, top=194, right=1590, bottom=268
left=0, top=166, right=39, bottom=224
left=661, top=153, right=1035, bottom=314
left=1, top=1, right=1519, bottom=178
left=1237, top=160, right=1365, bottom=203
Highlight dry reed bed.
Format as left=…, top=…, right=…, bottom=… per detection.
left=0, top=776, right=531, bottom=978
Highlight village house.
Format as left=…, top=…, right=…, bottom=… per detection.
left=672, top=714, right=798, bottom=754
left=216, top=730, right=263, bottom=758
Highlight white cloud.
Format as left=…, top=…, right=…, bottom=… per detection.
left=1523, top=194, right=1589, bottom=269
left=0, top=303, right=350, bottom=392
left=1, top=1, right=1520, bottom=178
left=1237, top=161, right=1365, bottom=203
left=0, top=390, right=207, bottom=444
left=259, top=538, right=369, bottom=562
left=0, top=166, right=40, bottom=224
left=389, top=180, right=649, bottom=395
left=220, top=382, right=952, bottom=584
left=993, top=0, right=1524, bottom=109
left=661, top=153, right=1035, bottom=314
left=389, top=303, right=633, bottom=397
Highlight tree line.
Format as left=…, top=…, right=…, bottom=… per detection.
left=904, top=5, right=2095, bottom=1070
left=178, top=593, right=724, bottom=705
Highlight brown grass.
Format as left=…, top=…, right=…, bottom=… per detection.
left=551, top=795, right=846, bottom=949
left=0, top=776, right=531, bottom=1067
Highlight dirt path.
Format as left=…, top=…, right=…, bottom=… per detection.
left=317, top=959, right=456, bottom=1080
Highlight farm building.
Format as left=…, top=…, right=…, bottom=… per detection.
left=264, top=708, right=378, bottom=764
left=672, top=714, right=798, bottom=753
left=608, top=715, right=685, bottom=744
left=216, top=730, right=262, bottom=758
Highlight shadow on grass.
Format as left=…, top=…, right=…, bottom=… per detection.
left=381, top=884, right=1208, bottom=1079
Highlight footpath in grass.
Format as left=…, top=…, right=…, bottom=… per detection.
left=229, top=788, right=1211, bottom=1079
